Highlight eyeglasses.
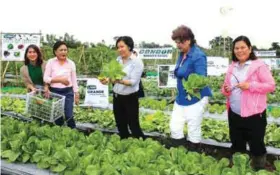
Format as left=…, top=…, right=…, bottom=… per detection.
left=229, top=72, right=240, bottom=91
left=175, top=40, right=185, bottom=45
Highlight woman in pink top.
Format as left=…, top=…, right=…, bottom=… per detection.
left=221, top=36, right=275, bottom=170
left=44, top=41, right=79, bottom=128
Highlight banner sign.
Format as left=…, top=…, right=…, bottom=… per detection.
left=254, top=50, right=276, bottom=57
left=207, top=57, right=229, bottom=76
left=158, top=65, right=177, bottom=88
left=135, top=47, right=173, bottom=59
left=1, top=33, right=41, bottom=61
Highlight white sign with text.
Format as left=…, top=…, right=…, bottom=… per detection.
left=84, top=78, right=109, bottom=108
left=135, top=47, right=173, bottom=59
left=254, top=50, right=276, bottom=57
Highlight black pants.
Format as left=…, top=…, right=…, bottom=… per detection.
left=113, top=92, right=145, bottom=139
left=228, top=108, right=267, bottom=156
left=50, top=87, right=76, bottom=129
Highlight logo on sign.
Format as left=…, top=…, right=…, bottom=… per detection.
left=87, top=85, right=104, bottom=95
left=87, top=85, right=97, bottom=90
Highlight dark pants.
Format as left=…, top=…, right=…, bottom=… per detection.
left=228, top=108, right=267, bottom=156
left=113, top=92, right=145, bottom=139
left=50, top=87, right=76, bottom=129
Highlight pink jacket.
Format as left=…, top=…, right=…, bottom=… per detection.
left=221, top=59, right=275, bottom=117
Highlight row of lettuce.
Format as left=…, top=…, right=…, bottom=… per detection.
left=1, top=69, right=280, bottom=104
left=1, top=97, right=280, bottom=149
left=1, top=117, right=279, bottom=175
left=1, top=89, right=280, bottom=119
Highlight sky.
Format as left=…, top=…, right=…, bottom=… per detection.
left=1, top=0, right=279, bottom=49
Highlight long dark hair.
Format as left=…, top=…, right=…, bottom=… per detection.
left=24, top=44, right=43, bottom=66
left=232, top=35, right=257, bottom=62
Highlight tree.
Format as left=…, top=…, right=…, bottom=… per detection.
left=252, top=45, right=258, bottom=50
left=43, top=34, right=58, bottom=47
left=208, top=36, right=233, bottom=57
left=63, top=33, right=82, bottom=48
left=269, top=42, right=280, bottom=57
left=270, top=42, right=280, bottom=50
left=113, top=36, right=120, bottom=41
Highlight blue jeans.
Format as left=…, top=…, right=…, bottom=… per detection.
left=50, top=87, right=76, bottom=129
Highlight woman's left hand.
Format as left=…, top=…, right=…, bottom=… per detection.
left=43, top=86, right=50, bottom=98
left=75, top=92, right=79, bottom=105
left=236, top=82, right=250, bottom=90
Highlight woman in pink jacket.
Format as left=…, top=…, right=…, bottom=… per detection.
left=221, top=36, right=275, bottom=171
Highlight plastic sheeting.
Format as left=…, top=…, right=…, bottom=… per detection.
left=1, top=159, right=57, bottom=175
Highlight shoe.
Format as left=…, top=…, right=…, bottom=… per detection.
left=187, top=141, right=202, bottom=153
left=171, top=138, right=187, bottom=147
left=251, top=154, right=266, bottom=171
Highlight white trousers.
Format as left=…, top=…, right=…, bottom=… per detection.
left=170, top=97, right=208, bottom=143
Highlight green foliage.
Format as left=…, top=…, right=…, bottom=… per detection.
left=271, top=107, right=280, bottom=118
left=1, top=117, right=280, bottom=174
left=0, top=87, right=27, bottom=94
left=142, top=79, right=175, bottom=97
left=274, top=160, right=280, bottom=172
left=0, top=97, right=25, bottom=114
left=182, top=74, right=209, bottom=100
left=139, top=98, right=173, bottom=111
left=98, top=59, right=126, bottom=82
left=207, top=104, right=226, bottom=114
left=202, top=119, right=230, bottom=142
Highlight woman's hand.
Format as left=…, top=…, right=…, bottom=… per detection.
left=27, top=84, right=37, bottom=92
left=43, top=86, right=50, bottom=98
left=60, top=77, right=70, bottom=86
left=114, top=79, right=122, bottom=84
left=100, top=78, right=109, bottom=85
left=224, top=84, right=231, bottom=93
left=31, top=87, right=37, bottom=92
left=236, top=82, right=250, bottom=90
left=74, top=92, right=79, bottom=105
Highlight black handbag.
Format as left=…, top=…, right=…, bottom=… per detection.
left=138, top=80, right=145, bottom=98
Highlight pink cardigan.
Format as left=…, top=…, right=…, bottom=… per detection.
left=221, top=59, right=275, bottom=117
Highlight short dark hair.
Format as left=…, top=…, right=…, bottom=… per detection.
left=132, top=50, right=138, bottom=56
left=53, top=41, right=67, bottom=56
left=171, top=25, right=196, bottom=46
left=24, top=44, right=43, bottom=66
left=232, top=35, right=257, bottom=62
left=116, top=36, right=134, bottom=51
